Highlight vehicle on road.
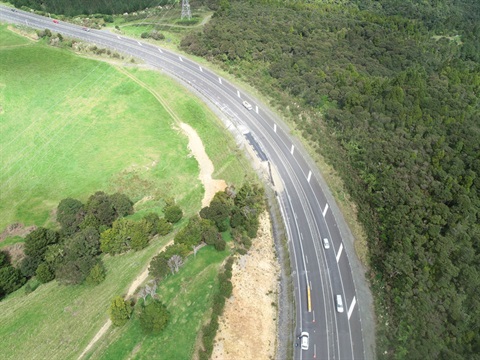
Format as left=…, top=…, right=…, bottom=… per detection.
left=300, top=332, right=309, bottom=350
left=82, top=27, right=90, bottom=32
left=336, top=295, right=344, bottom=313
left=53, top=19, right=59, bottom=23
left=323, top=237, right=330, bottom=249
left=242, top=100, right=253, bottom=111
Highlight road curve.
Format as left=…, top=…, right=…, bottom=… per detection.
left=0, top=6, right=374, bottom=360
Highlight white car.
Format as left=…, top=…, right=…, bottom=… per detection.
left=336, top=295, right=344, bottom=313
left=323, top=237, right=330, bottom=249
left=242, top=100, right=253, bottom=110
left=300, top=331, right=309, bottom=350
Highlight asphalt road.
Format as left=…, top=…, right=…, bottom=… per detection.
left=0, top=6, right=374, bottom=360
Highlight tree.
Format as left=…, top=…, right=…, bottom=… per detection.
left=109, top=296, right=132, bottom=326
left=167, top=255, right=184, bottom=274
left=24, top=227, right=60, bottom=261
left=164, top=204, right=183, bottom=224
left=157, top=218, right=173, bottom=236
left=139, top=299, right=169, bottom=334
left=85, top=261, right=106, bottom=285
left=35, top=262, right=55, bottom=283
left=200, top=199, right=231, bottom=232
left=214, top=235, right=226, bottom=252
left=110, top=193, right=134, bottom=218
left=143, top=213, right=160, bottom=236
left=56, top=198, right=84, bottom=236
left=0, top=250, right=10, bottom=269
left=0, top=266, right=25, bottom=297
left=149, top=255, right=169, bottom=280
left=85, top=191, right=116, bottom=228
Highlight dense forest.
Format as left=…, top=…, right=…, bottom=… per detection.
left=9, top=0, right=173, bottom=16
left=180, top=0, right=480, bottom=358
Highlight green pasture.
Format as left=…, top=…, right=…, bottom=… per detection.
left=86, top=246, right=227, bottom=360
left=0, top=24, right=245, bottom=233
left=0, top=23, right=247, bottom=359
left=0, top=235, right=171, bottom=360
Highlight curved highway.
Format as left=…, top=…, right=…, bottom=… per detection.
left=0, top=6, right=373, bottom=360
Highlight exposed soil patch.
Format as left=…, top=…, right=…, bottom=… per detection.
left=179, top=122, right=227, bottom=207
left=212, top=211, right=279, bottom=360
left=0, top=223, right=37, bottom=242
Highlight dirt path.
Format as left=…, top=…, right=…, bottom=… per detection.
left=211, top=211, right=279, bottom=360
left=78, top=122, right=226, bottom=359
left=179, top=122, right=227, bottom=207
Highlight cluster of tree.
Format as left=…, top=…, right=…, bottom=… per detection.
left=0, top=250, right=26, bottom=299
left=140, top=30, right=165, bottom=41
left=0, top=191, right=180, bottom=299
left=10, top=0, right=172, bottom=16
left=149, top=183, right=264, bottom=281
left=198, top=256, right=234, bottom=360
left=180, top=1, right=480, bottom=358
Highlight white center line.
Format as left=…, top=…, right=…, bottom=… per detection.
left=179, top=56, right=183, bottom=62
left=336, top=243, right=343, bottom=262
left=290, top=144, right=295, bottom=155
left=199, top=66, right=203, bottom=72
left=255, top=105, right=259, bottom=113
left=237, top=90, right=240, bottom=97
left=137, top=41, right=142, bottom=46
left=117, top=36, right=121, bottom=39
left=158, top=48, right=163, bottom=53
left=322, top=203, right=329, bottom=217
left=218, top=77, right=222, bottom=84
left=307, top=170, right=312, bottom=182
left=348, top=296, right=356, bottom=320
left=274, top=123, right=277, bottom=133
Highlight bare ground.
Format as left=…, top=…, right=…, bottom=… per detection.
left=211, top=211, right=279, bottom=360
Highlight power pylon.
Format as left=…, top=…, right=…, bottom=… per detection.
left=181, top=0, right=191, bottom=20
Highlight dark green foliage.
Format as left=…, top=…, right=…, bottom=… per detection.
left=85, top=261, right=106, bottom=285
left=109, top=296, right=132, bottom=327
left=156, top=218, right=173, bottom=236
left=202, top=224, right=219, bottom=245
left=84, top=191, right=116, bottom=228
left=0, top=266, right=26, bottom=298
left=173, top=216, right=205, bottom=247
left=143, top=212, right=160, bottom=236
left=0, top=250, right=10, bottom=269
left=19, top=256, right=41, bottom=278
left=149, top=255, right=169, bottom=280
left=110, top=192, right=134, bottom=218
left=139, top=299, right=169, bottom=334
left=56, top=198, right=84, bottom=236
left=182, top=1, right=480, bottom=358
left=164, top=204, right=183, bottom=224
left=24, top=227, right=60, bottom=260
left=200, top=198, right=231, bottom=232
left=35, top=262, right=55, bottom=283
left=213, top=236, right=226, bottom=252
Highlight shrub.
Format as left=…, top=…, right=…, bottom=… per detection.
left=85, top=262, right=106, bottom=285
left=214, top=236, right=226, bottom=251
left=109, top=296, right=132, bottom=326
left=164, top=205, right=183, bottom=224
left=35, top=262, right=55, bottom=283
left=157, top=218, right=173, bottom=236
left=139, top=300, right=169, bottom=334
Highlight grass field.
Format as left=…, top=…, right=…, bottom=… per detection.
left=0, top=23, right=247, bottom=360
left=85, top=246, right=227, bottom=360
left=0, top=24, right=245, bottom=232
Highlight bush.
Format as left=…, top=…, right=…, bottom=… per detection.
left=214, top=236, right=226, bottom=251
left=85, top=262, right=106, bottom=285
left=164, top=205, right=183, bottom=224
left=139, top=300, right=169, bottom=334
left=157, top=218, right=173, bottom=236
left=109, top=296, right=132, bottom=326
left=35, top=262, right=55, bottom=283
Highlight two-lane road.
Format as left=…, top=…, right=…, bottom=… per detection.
left=0, top=6, right=373, bottom=359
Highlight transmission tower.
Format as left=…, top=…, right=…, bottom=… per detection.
left=181, top=0, right=191, bottom=20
